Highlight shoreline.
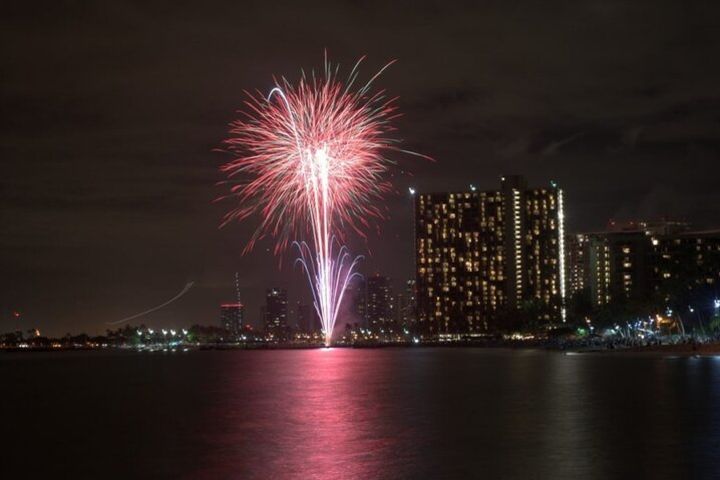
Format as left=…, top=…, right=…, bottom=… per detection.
left=5, top=340, right=720, bottom=356
left=572, top=341, right=720, bottom=356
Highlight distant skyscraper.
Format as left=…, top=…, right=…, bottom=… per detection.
left=366, top=274, right=393, bottom=333
left=220, top=303, right=244, bottom=337
left=264, top=287, right=288, bottom=336
left=415, top=175, right=565, bottom=335
left=348, top=277, right=367, bottom=327
left=395, top=279, right=417, bottom=331
left=296, top=301, right=320, bottom=333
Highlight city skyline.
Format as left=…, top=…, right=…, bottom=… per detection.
left=5, top=174, right=720, bottom=336
left=7, top=189, right=720, bottom=338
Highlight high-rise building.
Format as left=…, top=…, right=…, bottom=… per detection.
left=395, top=279, right=417, bottom=332
left=571, top=221, right=701, bottom=309
left=415, top=175, right=565, bottom=335
left=415, top=190, right=489, bottom=334
left=220, top=303, right=244, bottom=337
left=587, top=234, right=611, bottom=306
left=366, top=274, right=394, bottom=334
left=568, top=229, right=652, bottom=306
left=348, top=277, right=367, bottom=327
left=583, top=231, right=653, bottom=307
left=500, top=176, right=565, bottom=318
left=652, top=229, right=720, bottom=303
left=263, top=287, right=288, bottom=337
left=566, top=233, right=589, bottom=295
left=296, top=302, right=320, bottom=334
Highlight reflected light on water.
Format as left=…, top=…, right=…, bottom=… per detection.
left=195, top=349, right=402, bottom=479
left=5, top=349, right=720, bottom=479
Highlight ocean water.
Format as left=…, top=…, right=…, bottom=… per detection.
left=2, top=348, right=719, bottom=479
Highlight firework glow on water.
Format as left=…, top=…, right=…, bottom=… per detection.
left=221, top=55, right=420, bottom=345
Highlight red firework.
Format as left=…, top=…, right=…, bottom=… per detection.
left=220, top=57, right=403, bottom=253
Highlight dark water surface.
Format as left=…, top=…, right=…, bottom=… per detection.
left=3, top=348, right=720, bottom=479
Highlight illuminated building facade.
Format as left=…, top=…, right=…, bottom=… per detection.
left=584, top=231, right=653, bottom=307
left=587, top=235, right=611, bottom=305
left=415, top=175, right=565, bottom=335
left=566, top=233, right=589, bottom=295
left=652, top=230, right=720, bottom=302
left=220, top=303, right=244, bottom=337
left=501, top=176, right=565, bottom=319
left=395, top=279, right=417, bottom=331
left=366, top=274, right=394, bottom=334
left=571, top=223, right=720, bottom=310
left=348, top=277, right=368, bottom=327
left=263, top=287, right=288, bottom=336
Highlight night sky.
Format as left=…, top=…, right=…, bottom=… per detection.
left=3, top=1, right=720, bottom=335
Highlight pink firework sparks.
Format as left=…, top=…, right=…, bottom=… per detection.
left=221, top=56, right=417, bottom=345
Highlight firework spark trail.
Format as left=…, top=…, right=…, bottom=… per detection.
left=107, top=282, right=195, bottom=325
left=294, top=239, right=363, bottom=345
left=221, top=56, right=421, bottom=345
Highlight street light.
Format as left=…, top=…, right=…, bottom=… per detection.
left=408, top=187, right=416, bottom=195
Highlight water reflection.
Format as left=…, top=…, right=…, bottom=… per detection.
left=188, top=350, right=720, bottom=480
left=192, top=349, right=402, bottom=479
left=4, top=349, right=720, bottom=479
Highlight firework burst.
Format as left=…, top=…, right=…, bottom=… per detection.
left=221, top=55, right=415, bottom=345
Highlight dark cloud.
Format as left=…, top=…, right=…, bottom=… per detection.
left=3, top=0, right=720, bottom=335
